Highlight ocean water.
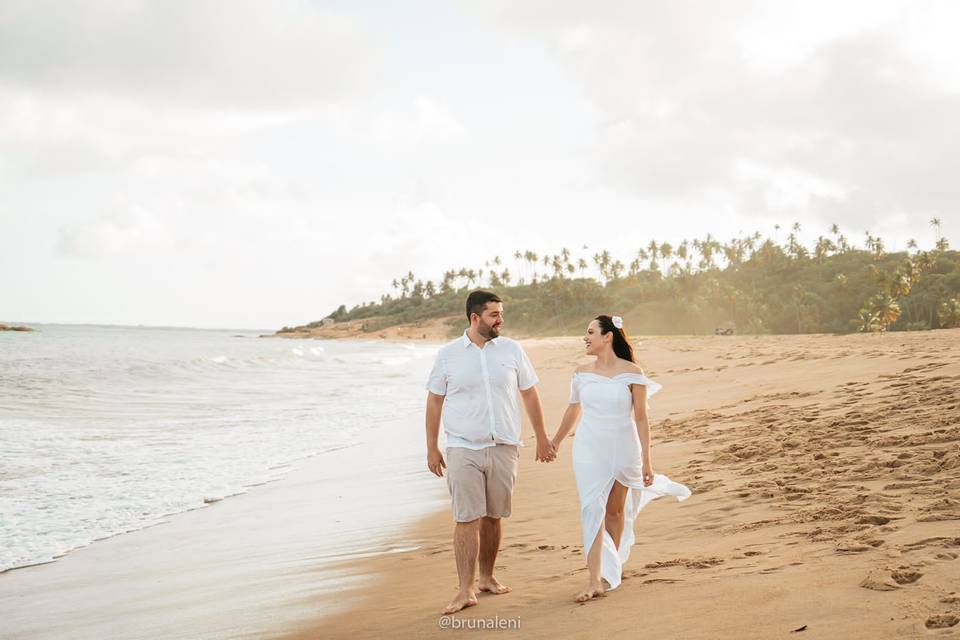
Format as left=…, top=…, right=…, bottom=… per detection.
left=0, top=324, right=440, bottom=573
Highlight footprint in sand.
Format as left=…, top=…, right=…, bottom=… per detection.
left=642, top=578, right=684, bottom=584
left=835, top=541, right=875, bottom=554
left=925, top=614, right=959, bottom=629
left=890, top=568, right=923, bottom=584
left=644, top=557, right=725, bottom=570
left=859, top=569, right=899, bottom=591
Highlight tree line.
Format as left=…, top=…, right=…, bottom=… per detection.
left=301, top=220, right=958, bottom=337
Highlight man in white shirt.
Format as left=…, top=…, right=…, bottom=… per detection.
left=426, top=290, right=556, bottom=615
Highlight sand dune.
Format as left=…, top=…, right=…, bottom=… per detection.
left=287, top=329, right=960, bottom=639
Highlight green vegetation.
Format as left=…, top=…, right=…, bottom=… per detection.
left=318, top=221, right=959, bottom=338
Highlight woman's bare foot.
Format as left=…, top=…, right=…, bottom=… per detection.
left=574, top=581, right=606, bottom=603
left=477, top=576, right=512, bottom=595
left=442, top=591, right=478, bottom=615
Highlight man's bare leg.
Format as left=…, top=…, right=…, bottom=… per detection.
left=443, top=519, right=480, bottom=614
left=478, top=516, right=511, bottom=594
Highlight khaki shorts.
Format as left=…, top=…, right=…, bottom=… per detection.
left=445, top=444, right=520, bottom=523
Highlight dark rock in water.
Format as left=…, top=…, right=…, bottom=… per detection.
left=0, top=324, right=34, bottom=332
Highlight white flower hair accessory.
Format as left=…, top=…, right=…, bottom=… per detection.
left=612, top=315, right=623, bottom=329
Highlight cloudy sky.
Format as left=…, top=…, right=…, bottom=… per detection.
left=2, top=0, right=956, bottom=329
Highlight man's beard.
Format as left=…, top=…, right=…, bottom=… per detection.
left=478, top=321, right=501, bottom=340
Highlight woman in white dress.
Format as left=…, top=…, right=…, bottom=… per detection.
left=551, top=314, right=692, bottom=602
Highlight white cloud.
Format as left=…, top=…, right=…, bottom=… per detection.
left=469, top=0, right=960, bottom=231
left=375, top=96, right=467, bottom=143
left=0, top=0, right=379, bottom=108
left=2, top=2, right=956, bottom=327
left=56, top=202, right=174, bottom=258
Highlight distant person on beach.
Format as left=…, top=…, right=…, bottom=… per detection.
left=550, top=314, right=692, bottom=602
left=425, top=290, right=557, bottom=615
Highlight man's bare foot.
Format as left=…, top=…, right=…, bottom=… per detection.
left=477, top=576, right=512, bottom=595
left=574, top=582, right=606, bottom=603
left=442, top=591, right=478, bottom=615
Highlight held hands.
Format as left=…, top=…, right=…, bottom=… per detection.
left=550, top=429, right=569, bottom=456
left=427, top=448, right=446, bottom=477
left=535, top=437, right=557, bottom=463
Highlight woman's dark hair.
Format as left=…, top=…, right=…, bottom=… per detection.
left=595, top=315, right=635, bottom=363
left=466, top=290, right=502, bottom=321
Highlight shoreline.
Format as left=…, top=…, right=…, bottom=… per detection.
left=0, top=339, right=447, bottom=640
left=286, top=330, right=960, bottom=639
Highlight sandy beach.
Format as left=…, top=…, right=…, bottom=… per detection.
left=3, top=329, right=958, bottom=639
left=287, top=329, right=960, bottom=639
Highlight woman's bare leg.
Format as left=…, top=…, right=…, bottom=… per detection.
left=605, top=480, right=628, bottom=550
left=574, top=517, right=606, bottom=602
left=575, top=481, right=629, bottom=602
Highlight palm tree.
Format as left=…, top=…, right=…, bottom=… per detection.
left=577, top=257, right=588, bottom=278
left=528, top=251, right=539, bottom=280
left=931, top=217, right=942, bottom=245
left=814, top=236, right=836, bottom=263
left=677, top=240, right=690, bottom=273
left=857, top=308, right=880, bottom=333
left=611, top=260, right=624, bottom=280
left=660, top=242, right=674, bottom=273
left=551, top=255, right=564, bottom=279
left=697, top=234, right=718, bottom=271
left=593, top=251, right=612, bottom=282
left=876, top=294, right=901, bottom=331
left=939, top=298, right=960, bottom=328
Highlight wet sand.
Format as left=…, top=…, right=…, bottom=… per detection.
left=0, top=410, right=447, bottom=640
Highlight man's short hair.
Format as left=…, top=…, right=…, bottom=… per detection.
left=466, top=290, right=502, bottom=321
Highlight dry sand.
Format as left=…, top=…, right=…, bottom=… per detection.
left=286, top=329, right=960, bottom=639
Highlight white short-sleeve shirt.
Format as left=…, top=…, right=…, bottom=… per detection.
left=426, top=330, right=539, bottom=449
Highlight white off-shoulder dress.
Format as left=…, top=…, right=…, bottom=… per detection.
left=569, top=372, right=692, bottom=590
